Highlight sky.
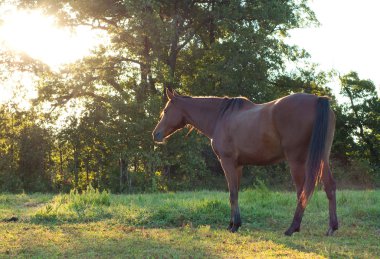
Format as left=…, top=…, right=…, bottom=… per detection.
left=0, top=6, right=104, bottom=107
left=0, top=8, right=102, bottom=69
left=286, top=0, right=380, bottom=95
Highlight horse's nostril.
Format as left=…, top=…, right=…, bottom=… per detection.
left=153, top=132, right=163, bottom=141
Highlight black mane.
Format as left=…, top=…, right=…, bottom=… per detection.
left=177, top=94, right=248, bottom=118
left=219, top=97, right=247, bottom=117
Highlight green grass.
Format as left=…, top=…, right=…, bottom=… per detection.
left=0, top=188, right=379, bottom=258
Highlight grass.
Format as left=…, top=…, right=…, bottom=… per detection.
left=0, top=188, right=379, bottom=258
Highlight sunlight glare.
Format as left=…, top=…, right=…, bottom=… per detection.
left=0, top=8, right=103, bottom=69
left=0, top=71, right=38, bottom=109
left=0, top=7, right=106, bottom=107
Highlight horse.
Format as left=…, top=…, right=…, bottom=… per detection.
left=153, top=89, right=338, bottom=236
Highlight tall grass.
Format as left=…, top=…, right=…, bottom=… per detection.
left=32, top=185, right=111, bottom=222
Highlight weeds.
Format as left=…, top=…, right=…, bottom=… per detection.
left=32, top=185, right=111, bottom=223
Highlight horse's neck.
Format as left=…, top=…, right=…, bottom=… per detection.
left=181, top=97, right=221, bottom=139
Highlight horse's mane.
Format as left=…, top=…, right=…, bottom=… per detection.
left=219, top=97, right=247, bottom=117
left=177, top=94, right=249, bottom=118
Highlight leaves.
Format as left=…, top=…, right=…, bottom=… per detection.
left=339, top=72, right=380, bottom=169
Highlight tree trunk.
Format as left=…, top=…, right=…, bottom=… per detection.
left=85, top=160, right=89, bottom=186
left=138, top=36, right=150, bottom=102
left=59, top=147, right=63, bottom=190
left=209, top=0, right=215, bottom=45
left=119, top=154, right=127, bottom=193
left=73, top=147, right=79, bottom=189
left=166, top=1, right=180, bottom=95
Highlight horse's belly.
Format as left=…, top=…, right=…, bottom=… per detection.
left=234, top=130, right=284, bottom=165
left=238, top=152, right=284, bottom=165
left=237, top=145, right=284, bottom=165
left=233, top=113, right=284, bottom=165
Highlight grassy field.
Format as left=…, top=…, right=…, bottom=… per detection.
left=0, top=187, right=379, bottom=258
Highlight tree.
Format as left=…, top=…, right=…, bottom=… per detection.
left=18, top=123, right=53, bottom=192
left=339, top=72, right=380, bottom=182
left=0, top=102, right=54, bottom=192
left=0, top=104, right=21, bottom=191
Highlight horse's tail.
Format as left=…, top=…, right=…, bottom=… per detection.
left=300, top=97, right=330, bottom=206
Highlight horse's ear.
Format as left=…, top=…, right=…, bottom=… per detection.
left=173, top=90, right=180, bottom=97
left=166, top=88, right=174, bottom=100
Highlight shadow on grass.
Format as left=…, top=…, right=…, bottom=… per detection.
left=2, top=222, right=217, bottom=257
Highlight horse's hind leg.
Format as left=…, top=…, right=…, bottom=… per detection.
left=322, top=162, right=338, bottom=236
left=220, top=158, right=242, bottom=233
left=285, top=161, right=306, bottom=236
left=323, top=113, right=338, bottom=236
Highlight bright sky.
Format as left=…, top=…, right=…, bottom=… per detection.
left=0, top=6, right=104, bottom=107
left=287, top=0, right=380, bottom=95
left=0, top=8, right=101, bottom=68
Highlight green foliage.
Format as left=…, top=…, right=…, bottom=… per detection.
left=33, top=185, right=111, bottom=222
left=0, top=104, right=53, bottom=192
left=337, top=72, right=380, bottom=184
left=18, top=124, right=53, bottom=192
left=68, top=185, right=111, bottom=207
left=253, top=178, right=270, bottom=195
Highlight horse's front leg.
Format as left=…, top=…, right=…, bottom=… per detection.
left=220, top=158, right=242, bottom=233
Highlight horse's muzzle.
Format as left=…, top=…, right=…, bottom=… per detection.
left=153, top=131, right=164, bottom=143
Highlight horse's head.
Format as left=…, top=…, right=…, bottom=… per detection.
left=153, top=89, right=187, bottom=143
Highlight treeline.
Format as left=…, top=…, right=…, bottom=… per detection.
left=0, top=0, right=379, bottom=193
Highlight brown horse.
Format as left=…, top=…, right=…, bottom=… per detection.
left=153, top=89, right=338, bottom=236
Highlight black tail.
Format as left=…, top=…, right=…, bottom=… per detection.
left=300, top=97, right=330, bottom=205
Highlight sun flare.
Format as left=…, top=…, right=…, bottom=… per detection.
left=0, top=8, right=103, bottom=69
left=0, top=7, right=105, bottom=106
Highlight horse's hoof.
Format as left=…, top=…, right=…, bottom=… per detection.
left=284, top=226, right=300, bottom=236
left=227, top=222, right=233, bottom=231
left=326, top=227, right=337, bottom=236
left=284, top=229, right=293, bottom=236
left=229, top=225, right=240, bottom=233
